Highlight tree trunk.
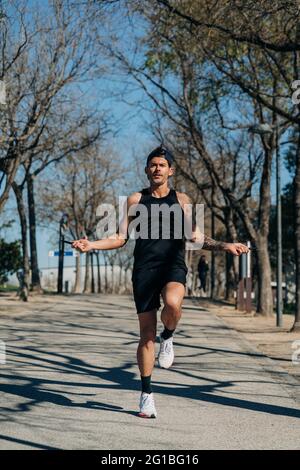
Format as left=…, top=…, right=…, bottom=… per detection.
left=73, top=253, right=81, bottom=293
left=256, top=235, right=274, bottom=316
left=111, top=264, right=115, bottom=294
left=118, top=261, right=123, bottom=294
left=225, top=211, right=239, bottom=301
left=210, top=199, right=216, bottom=299
left=104, top=258, right=108, bottom=293
left=91, top=251, right=95, bottom=294
left=124, top=268, right=128, bottom=292
left=27, top=174, right=42, bottom=293
left=254, top=139, right=274, bottom=316
left=83, top=253, right=91, bottom=293
left=96, top=251, right=101, bottom=294
left=292, top=129, right=300, bottom=331
left=12, top=182, right=29, bottom=301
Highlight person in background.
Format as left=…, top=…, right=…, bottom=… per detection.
left=198, top=255, right=209, bottom=296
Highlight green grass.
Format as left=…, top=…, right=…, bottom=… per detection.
left=283, top=302, right=296, bottom=315
left=0, top=284, right=18, bottom=293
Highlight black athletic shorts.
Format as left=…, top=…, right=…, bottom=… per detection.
left=131, top=265, right=188, bottom=314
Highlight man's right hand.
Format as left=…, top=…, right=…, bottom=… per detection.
left=72, top=237, right=93, bottom=253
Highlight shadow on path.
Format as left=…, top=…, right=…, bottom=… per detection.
left=1, top=345, right=300, bottom=421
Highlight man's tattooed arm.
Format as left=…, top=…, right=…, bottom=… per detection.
left=178, top=192, right=248, bottom=255
left=202, top=235, right=228, bottom=252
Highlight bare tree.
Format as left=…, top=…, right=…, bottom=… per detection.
left=149, top=0, right=300, bottom=327
left=38, top=145, right=125, bottom=294
left=1, top=0, right=107, bottom=298
left=98, top=12, right=283, bottom=315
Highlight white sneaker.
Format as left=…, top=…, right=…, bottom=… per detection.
left=138, top=392, right=157, bottom=418
left=158, top=334, right=174, bottom=369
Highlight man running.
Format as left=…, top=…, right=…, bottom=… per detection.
left=72, top=145, right=249, bottom=418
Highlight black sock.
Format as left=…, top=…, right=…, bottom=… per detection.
left=161, top=327, right=175, bottom=340
left=141, top=375, right=152, bottom=394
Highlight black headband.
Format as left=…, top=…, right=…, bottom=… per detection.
left=146, top=145, right=174, bottom=166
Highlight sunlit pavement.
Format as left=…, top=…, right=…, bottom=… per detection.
left=0, top=294, right=300, bottom=450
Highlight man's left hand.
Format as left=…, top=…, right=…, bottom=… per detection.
left=225, top=243, right=250, bottom=256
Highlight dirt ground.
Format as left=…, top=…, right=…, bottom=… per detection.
left=196, top=298, right=300, bottom=382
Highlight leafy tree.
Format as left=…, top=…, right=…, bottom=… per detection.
left=0, top=238, right=22, bottom=285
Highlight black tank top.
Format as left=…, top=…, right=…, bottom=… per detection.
left=131, top=187, right=187, bottom=272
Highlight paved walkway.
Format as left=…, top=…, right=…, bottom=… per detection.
left=0, top=294, right=300, bottom=449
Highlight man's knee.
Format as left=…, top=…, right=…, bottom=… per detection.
left=139, top=328, right=156, bottom=346
left=163, top=301, right=182, bottom=317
